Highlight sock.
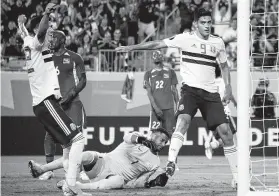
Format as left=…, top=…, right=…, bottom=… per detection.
left=168, top=132, right=184, bottom=162
left=62, top=147, right=70, bottom=173
left=41, top=157, right=64, bottom=172
left=224, top=145, right=238, bottom=181
left=66, top=134, right=85, bottom=186
left=44, top=132, right=56, bottom=164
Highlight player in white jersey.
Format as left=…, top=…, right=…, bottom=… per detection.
left=18, top=4, right=91, bottom=196
left=29, top=128, right=170, bottom=190
left=116, top=8, right=238, bottom=189
left=204, top=66, right=237, bottom=160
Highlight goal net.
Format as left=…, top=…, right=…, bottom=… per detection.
left=240, top=0, right=279, bottom=196
left=249, top=0, right=279, bottom=192
left=238, top=0, right=278, bottom=195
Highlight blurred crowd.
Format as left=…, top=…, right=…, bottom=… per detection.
left=1, top=0, right=278, bottom=71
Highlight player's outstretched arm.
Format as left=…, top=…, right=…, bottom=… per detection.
left=123, top=132, right=158, bottom=152
left=17, top=15, right=29, bottom=39
left=37, top=3, right=58, bottom=44
left=116, top=40, right=167, bottom=52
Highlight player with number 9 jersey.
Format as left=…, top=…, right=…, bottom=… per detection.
left=143, top=51, right=179, bottom=136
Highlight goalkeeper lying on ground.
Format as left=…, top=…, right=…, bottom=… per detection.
left=29, top=128, right=170, bottom=190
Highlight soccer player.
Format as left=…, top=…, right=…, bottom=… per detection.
left=204, top=65, right=238, bottom=160
left=37, top=30, right=88, bottom=181
left=18, top=4, right=91, bottom=196
left=144, top=50, right=179, bottom=136
left=116, top=8, right=238, bottom=188
left=29, top=128, right=170, bottom=190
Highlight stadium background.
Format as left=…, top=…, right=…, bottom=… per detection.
left=1, top=0, right=278, bottom=156
left=1, top=0, right=278, bottom=196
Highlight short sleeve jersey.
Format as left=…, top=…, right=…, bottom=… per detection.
left=163, top=31, right=227, bottom=93
left=106, top=133, right=160, bottom=182
left=23, top=35, right=61, bottom=106
left=52, top=49, right=85, bottom=102
left=143, top=67, right=178, bottom=110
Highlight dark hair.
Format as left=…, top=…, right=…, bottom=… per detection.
left=194, top=8, right=212, bottom=21
left=151, top=127, right=171, bottom=140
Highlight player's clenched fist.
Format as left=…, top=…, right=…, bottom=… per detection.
left=18, top=14, right=27, bottom=24
left=45, top=3, right=59, bottom=14
left=154, top=107, right=164, bottom=121
left=222, top=85, right=233, bottom=105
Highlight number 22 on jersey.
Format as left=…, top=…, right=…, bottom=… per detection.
left=155, top=80, right=164, bottom=89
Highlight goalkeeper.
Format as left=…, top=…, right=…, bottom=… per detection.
left=29, top=128, right=170, bottom=190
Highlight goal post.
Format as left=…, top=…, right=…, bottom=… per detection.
left=237, top=0, right=279, bottom=196
left=237, top=0, right=251, bottom=195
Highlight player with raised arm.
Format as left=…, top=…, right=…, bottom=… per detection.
left=116, top=8, right=238, bottom=189
left=204, top=65, right=238, bottom=160
left=18, top=4, right=91, bottom=196
left=29, top=128, right=170, bottom=190
left=30, top=30, right=89, bottom=181
left=144, top=50, right=179, bottom=136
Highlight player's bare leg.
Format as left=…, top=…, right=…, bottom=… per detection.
left=215, top=123, right=238, bottom=189
left=166, top=114, right=191, bottom=176
left=40, top=132, right=56, bottom=180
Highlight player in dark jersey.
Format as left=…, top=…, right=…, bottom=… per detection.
left=30, top=30, right=89, bottom=182
left=143, top=50, right=179, bottom=136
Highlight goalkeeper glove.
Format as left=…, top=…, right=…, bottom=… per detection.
left=137, top=137, right=158, bottom=153
left=144, top=173, right=169, bottom=188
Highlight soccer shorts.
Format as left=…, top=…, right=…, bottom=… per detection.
left=64, top=100, right=87, bottom=129
left=176, top=84, right=227, bottom=130
left=33, top=95, right=83, bottom=147
left=214, top=114, right=237, bottom=140
left=149, top=108, right=175, bottom=135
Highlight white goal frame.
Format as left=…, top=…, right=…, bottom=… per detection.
left=237, top=0, right=278, bottom=196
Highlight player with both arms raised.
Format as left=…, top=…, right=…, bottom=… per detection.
left=29, top=30, right=89, bottom=181
left=116, top=7, right=239, bottom=189
left=18, top=3, right=91, bottom=196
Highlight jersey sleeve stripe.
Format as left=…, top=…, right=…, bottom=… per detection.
left=182, top=51, right=216, bottom=61
left=44, top=57, right=53, bottom=63
left=182, top=58, right=218, bottom=67
left=42, top=50, right=52, bottom=56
